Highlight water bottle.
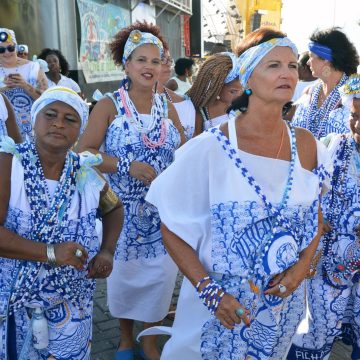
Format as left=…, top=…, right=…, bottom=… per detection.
left=32, top=307, right=49, bottom=350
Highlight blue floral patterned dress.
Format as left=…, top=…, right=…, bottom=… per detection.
left=146, top=117, right=331, bottom=359
left=0, top=139, right=104, bottom=359
left=105, top=90, right=181, bottom=322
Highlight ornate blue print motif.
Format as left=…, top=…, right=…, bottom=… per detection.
left=199, top=278, right=306, bottom=359
left=211, top=201, right=318, bottom=278
left=105, top=92, right=181, bottom=261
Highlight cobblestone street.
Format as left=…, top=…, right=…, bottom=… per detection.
left=91, top=278, right=352, bottom=360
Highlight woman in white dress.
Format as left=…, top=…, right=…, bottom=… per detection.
left=188, top=52, right=242, bottom=136
left=0, top=28, right=48, bottom=141
left=38, top=48, right=82, bottom=94
left=288, top=74, right=360, bottom=359
left=0, top=93, right=21, bottom=142
left=145, top=28, right=331, bottom=359
left=157, top=49, right=196, bottom=140
left=76, top=21, right=185, bottom=360
left=0, top=86, right=123, bottom=359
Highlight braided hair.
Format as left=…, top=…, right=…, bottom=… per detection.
left=187, top=53, right=233, bottom=109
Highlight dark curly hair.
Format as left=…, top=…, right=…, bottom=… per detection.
left=310, top=27, right=359, bottom=75
left=37, top=48, right=70, bottom=76
left=110, top=21, right=169, bottom=67
left=229, top=28, right=288, bottom=114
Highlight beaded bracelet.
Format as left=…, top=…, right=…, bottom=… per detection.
left=46, top=244, right=57, bottom=267
left=197, top=278, right=225, bottom=315
left=195, top=276, right=210, bottom=291
left=117, top=157, right=131, bottom=177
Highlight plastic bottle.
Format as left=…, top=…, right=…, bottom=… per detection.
left=32, top=307, right=49, bottom=350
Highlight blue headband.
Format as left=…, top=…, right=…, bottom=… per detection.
left=238, top=37, right=298, bottom=88
left=221, top=52, right=240, bottom=84
left=122, top=30, right=164, bottom=64
left=308, top=41, right=333, bottom=62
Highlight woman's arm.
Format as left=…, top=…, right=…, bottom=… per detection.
left=3, top=95, right=22, bottom=143
left=168, top=101, right=186, bottom=146
left=87, top=182, right=124, bottom=278
left=0, top=153, right=88, bottom=270
left=161, top=223, right=250, bottom=330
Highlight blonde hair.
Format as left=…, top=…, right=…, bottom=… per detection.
left=187, top=54, right=233, bottom=109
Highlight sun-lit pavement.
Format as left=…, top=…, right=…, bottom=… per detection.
left=91, top=277, right=352, bottom=360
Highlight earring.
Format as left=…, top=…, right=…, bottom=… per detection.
left=322, top=66, right=331, bottom=78
left=121, top=76, right=131, bottom=91
left=244, top=88, right=252, bottom=96
left=216, top=95, right=220, bottom=100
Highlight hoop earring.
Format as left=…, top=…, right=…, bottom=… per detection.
left=244, top=88, right=252, bottom=96
left=322, top=66, right=331, bottom=78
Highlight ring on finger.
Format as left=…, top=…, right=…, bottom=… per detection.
left=75, top=249, right=83, bottom=258
left=278, top=283, right=287, bottom=294
left=235, top=308, right=245, bottom=317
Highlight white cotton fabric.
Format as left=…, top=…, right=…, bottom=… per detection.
left=171, top=77, right=192, bottom=95
left=173, top=99, right=195, bottom=140
left=47, top=75, right=81, bottom=93
left=0, top=94, right=8, bottom=137
left=203, top=113, right=228, bottom=131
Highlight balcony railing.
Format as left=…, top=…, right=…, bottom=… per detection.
left=151, top=0, right=192, bottom=15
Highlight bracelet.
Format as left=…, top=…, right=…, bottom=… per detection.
left=195, top=276, right=210, bottom=291
left=46, top=244, right=57, bottom=267
left=116, top=157, right=131, bottom=177
left=197, top=278, right=225, bottom=315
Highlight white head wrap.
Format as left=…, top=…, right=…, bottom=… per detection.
left=339, top=74, right=360, bottom=109
left=31, top=86, right=89, bottom=132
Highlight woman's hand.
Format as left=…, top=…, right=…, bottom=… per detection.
left=54, top=242, right=88, bottom=271
left=4, top=73, right=29, bottom=89
left=215, top=293, right=250, bottom=330
left=87, top=248, right=113, bottom=279
left=264, top=258, right=309, bottom=298
left=129, top=161, right=157, bottom=186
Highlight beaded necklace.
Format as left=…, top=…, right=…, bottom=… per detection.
left=210, top=124, right=298, bottom=282
left=322, top=135, right=360, bottom=288
left=117, top=86, right=167, bottom=148
left=8, top=141, right=91, bottom=312
left=304, top=74, right=348, bottom=138
left=163, top=87, right=173, bottom=103
left=200, top=107, right=213, bottom=129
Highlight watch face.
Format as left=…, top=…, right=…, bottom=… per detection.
left=0, top=31, right=8, bottom=43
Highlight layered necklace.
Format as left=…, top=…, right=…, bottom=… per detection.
left=322, top=135, right=360, bottom=288
left=304, top=73, right=348, bottom=138
left=117, top=85, right=167, bottom=148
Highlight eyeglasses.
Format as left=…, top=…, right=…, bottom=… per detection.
left=0, top=45, right=16, bottom=54
left=161, top=57, right=175, bottom=66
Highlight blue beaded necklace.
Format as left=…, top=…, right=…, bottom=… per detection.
left=9, top=141, right=92, bottom=312
left=322, top=135, right=360, bottom=288
left=304, top=74, right=348, bottom=138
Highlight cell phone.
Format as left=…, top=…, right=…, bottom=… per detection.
left=9, top=74, right=17, bottom=78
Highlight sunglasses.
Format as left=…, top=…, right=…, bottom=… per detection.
left=0, top=45, right=16, bottom=54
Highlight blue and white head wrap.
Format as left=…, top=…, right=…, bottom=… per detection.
left=31, top=86, right=89, bottom=132
left=221, top=52, right=240, bottom=84
left=308, top=41, right=333, bottom=62
left=0, top=28, right=17, bottom=44
left=339, top=74, right=360, bottom=108
left=122, top=30, right=164, bottom=64
left=238, top=37, right=298, bottom=89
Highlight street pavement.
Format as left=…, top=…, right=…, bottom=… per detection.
left=91, top=277, right=352, bottom=360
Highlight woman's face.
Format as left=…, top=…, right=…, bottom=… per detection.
left=307, top=52, right=327, bottom=78
left=159, top=50, right=174, bottom=85
left=46, top=54, right=61, bottom=74
left=125, top=44, right=162, bottom=88
left=0, top=40, right=17, bottom=64
left=350, top=98, right=360, bottom=145
left=217, top=79, right=242, bottom=106
left=34, top=101, right=81, bottom=151
left=248, top=46, right=298, bottom=104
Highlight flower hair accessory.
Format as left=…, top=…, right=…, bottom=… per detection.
left=0, top=28, right=17, bottom=44
left=122, top=30, right=164, bottom=64
left=339, top=74, right=360, bottom=108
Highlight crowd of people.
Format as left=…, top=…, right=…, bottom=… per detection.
left=0, top=20, right=359, bottom=360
